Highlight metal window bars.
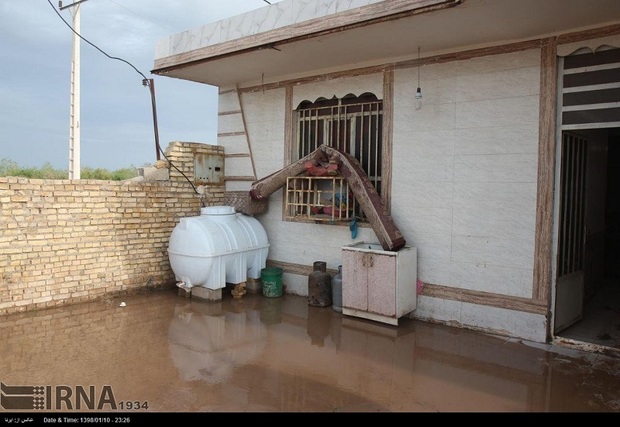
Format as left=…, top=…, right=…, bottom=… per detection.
left=293, top=96, right=383, bottom=222
left=285, top=176, right=356, bottom=223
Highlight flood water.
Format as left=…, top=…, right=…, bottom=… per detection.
left=1, top=287, right=619, bottom=413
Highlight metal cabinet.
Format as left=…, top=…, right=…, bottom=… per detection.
left=194, top=152, right=224, bottom=185
left=341, top=242, right=417, bottom=326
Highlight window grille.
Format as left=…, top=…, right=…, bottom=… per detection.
left=285, top=176, right=356, bottom=222
left=292, top=93, right=383, bottom=222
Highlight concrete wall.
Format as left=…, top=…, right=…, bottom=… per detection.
left=0, top=142, right=225, bottom=315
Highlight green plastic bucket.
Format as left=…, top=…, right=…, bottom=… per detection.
left=261, top=267, right=283, bottom=298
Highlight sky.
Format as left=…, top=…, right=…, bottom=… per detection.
left=0, top=0, right=279, bottom=171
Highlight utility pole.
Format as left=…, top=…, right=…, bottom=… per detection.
left=59, top=0, right=89, bottom=179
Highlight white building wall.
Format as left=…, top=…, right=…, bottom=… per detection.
left=292, top=74, right=384, bottom=106
left=393, top=49, right=541, bottom=299
left=217, top=49, right=549, bottom=341
left=227, top=76, right=383, bottom=296
left=243, top=88, right=288, bottom=179
left=391, top=49, right=545, bottom=341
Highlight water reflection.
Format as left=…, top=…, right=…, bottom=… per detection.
left=260, top=297, right=282, bottom=325
left=0, top=288, right=618, bottom=412
left=165, top=291, right=620, bottom=412
left=306, top=305, right=332, bottom=347
left=168, top=298, right=267, bottom=383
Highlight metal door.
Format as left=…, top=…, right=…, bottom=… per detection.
left=554, top=132, right=587, bottom=333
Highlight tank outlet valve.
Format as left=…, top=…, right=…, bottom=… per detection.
left=176, top=280, right=191, bottom=291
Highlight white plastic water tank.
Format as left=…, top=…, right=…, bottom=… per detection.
left=168, top=206, right=269, bottom=290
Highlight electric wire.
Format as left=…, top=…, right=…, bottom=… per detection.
left=48, top=0, right=201, bottom=198
left=48, top=0, right=148, bottom=82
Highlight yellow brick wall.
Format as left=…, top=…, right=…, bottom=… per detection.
left=0, top=142, right=225, bottom=315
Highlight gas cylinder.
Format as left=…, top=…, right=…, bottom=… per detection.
left=308, top=261, right=332, bottom=307
left=331, top=265, right=343, bottom=312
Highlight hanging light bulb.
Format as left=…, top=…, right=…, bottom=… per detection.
left=415, top=46, right=422, bottom=110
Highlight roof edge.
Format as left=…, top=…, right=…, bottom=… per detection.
left=152, top=0, right=461, bottom=76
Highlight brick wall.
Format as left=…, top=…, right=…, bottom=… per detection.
left=0, top=142, right=225, bottom=315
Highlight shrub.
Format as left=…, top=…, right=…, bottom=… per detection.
left=0, top=159, right=139, bottom=181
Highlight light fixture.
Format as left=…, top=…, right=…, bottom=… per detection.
left=415, top=46, right=422, bottom=110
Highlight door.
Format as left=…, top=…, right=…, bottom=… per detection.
left=342, top=250, right=369, bottom=312
left=554, top=132, right=587, bottom=333
left=342, top=248, right=396, bottom=316
left=367, top=253, right=396, bottom=317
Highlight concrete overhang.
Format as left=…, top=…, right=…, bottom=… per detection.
left=151, top=0, right=620, bottom=88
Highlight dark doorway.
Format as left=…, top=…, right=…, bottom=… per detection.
left=555, top=130, right=620, bottom=349
left=553, top=46, right=620, bottom=350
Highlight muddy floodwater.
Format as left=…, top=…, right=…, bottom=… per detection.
left=1, top=287, right=619, bottom=413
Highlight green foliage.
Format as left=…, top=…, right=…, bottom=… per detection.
left=0, top=159, right=139, bottom=181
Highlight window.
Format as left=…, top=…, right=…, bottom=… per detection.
left=292, top=93, right=383, bottom=222
left=285, top=175, right=355, bottom=222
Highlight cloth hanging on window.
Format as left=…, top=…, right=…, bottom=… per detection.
left=349, top=217, right=358, bottom=239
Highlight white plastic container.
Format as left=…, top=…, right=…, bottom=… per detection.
left=168, top=206, right=269, bottom=290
